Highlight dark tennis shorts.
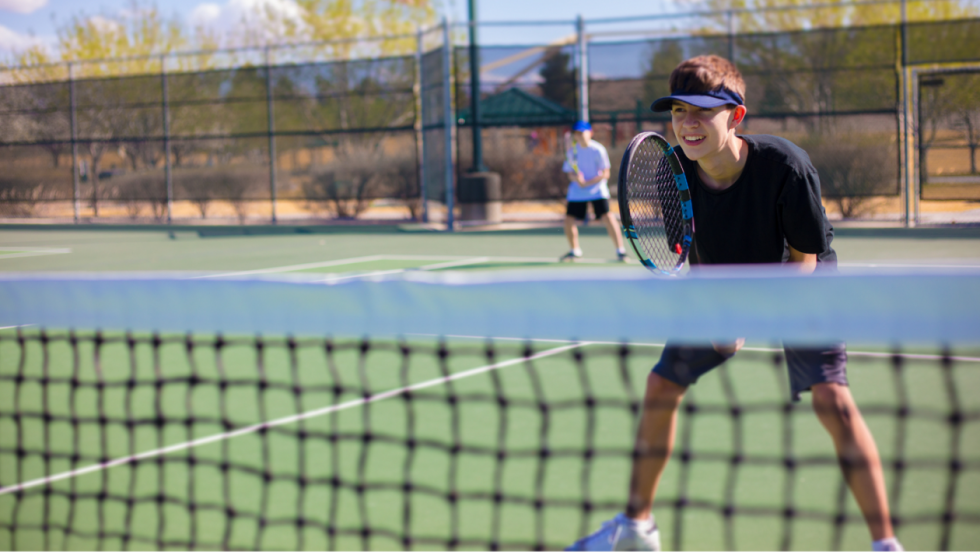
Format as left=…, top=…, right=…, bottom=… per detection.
left=652, top=343, right=848, bottom=401
left=566, top=199, right=610, bottom=221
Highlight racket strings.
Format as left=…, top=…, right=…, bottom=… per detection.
left=626, top=141, right=687, bottom=270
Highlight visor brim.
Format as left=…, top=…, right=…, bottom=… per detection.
left=650, top=94, right=739, bottom=112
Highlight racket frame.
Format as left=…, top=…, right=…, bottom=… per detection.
left=617, top=131, right=694, bottom=275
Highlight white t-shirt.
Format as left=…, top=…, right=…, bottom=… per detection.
left=562, top=140, right=611, bottom=201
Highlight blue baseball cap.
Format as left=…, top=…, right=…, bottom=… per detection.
left=572, top=121, right=592, bottom=132
left=650, top=87, right=744, bottom=112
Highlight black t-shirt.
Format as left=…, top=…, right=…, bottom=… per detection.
left=675, top=134, right=837, bottom=268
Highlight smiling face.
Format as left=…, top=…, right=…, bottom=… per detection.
left=670, top=101, right=744, bottom=162
left=574, top=129, right=592, bottom=147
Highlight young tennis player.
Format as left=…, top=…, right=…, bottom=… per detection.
left=561, top=121, right=628, bottom=262
left=567, top=56, right=903, bottom=552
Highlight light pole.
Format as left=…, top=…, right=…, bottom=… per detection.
left=468, top=0, right=486, bottom=172
left=458, top=0, right=501, bottom=224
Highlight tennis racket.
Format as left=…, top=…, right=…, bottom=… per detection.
left=618, top=132, right=694, bottom=275
left=563, top=131, right=580, bottom=176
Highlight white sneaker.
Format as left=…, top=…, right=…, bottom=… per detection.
left=566, top=513, right=661, bottom=551
left=873, top=538, right=904, bottom=551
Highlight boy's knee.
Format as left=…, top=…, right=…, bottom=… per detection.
left=811, top=382, right=857, bottom=424
left=646, top=372, right=686, bottom=403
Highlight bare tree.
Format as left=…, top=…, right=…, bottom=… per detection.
left=303, top=144, right=384, bottom=218
left=805, top=136, right=896, bottom=219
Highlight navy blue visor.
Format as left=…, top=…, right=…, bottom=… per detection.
left=650, top=87, right=744, bottom=112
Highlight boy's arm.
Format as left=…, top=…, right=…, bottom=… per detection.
left=788, top=244, right=817, bottom=274
left=579, top=168, right=610, bottom=187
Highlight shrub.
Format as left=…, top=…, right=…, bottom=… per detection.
left=802, top=137, right=896, bottom=219
left=112, top=172, right=167, bottom=220
left=0, top=169, right=67, bottom=217
left=302, top=144, right=416, bottom=219
left=175, top=166, right=266, bottom=222
left=481, top=133, right=567, bottom=201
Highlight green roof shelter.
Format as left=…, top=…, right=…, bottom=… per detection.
left=457, top=87, right=576, bottom=127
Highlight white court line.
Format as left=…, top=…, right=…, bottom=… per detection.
left=193, top=254, right=624, bottom=279
left=316, top=258, right=493, bottom=283
left=0, top=325, right=34, bottom=331
left=417, top=257, right=491, bottom=271
left=319, top=269, right=407, bottom=283
left=713, top=345, right=980, bottom=362
left=191, top=255, right=387, bottom=278
left=415, top=336, right=980, bottom=362
left=0, top=248, right=71, bottom=260
left=410, top=333, right=667, bottom=347
left=195, top=254, right=471, bottom=279
left=846, top=351, right=980, bottom=362
left=0, top=341, right=588, bottom=496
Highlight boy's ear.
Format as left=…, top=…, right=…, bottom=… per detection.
left=731, top=105, right=747, bottom=128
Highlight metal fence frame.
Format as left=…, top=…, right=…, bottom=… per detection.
left=2, top=0, right=978, bottom=228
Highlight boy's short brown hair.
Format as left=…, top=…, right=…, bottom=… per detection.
left=669, top=55, right=746, bottom=102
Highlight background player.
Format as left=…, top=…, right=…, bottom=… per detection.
left=560, top=121, right=628, bottom=262
left=567, top=56, right=903, bottom=552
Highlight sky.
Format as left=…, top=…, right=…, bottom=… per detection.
left=0, top=0, right=682, bottom=54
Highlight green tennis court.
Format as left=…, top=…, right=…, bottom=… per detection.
left=2, top=225, right=980, bottom=550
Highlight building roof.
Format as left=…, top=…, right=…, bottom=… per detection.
left=457, top=87, right=576, bottom=126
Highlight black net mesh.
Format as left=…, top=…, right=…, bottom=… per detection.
left=1, top=330, right=978, bottom=550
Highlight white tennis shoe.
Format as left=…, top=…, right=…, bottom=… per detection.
left=566, top=513, right=661, bottom=551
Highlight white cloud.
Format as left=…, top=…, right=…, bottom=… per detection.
left=0, top=23, right=47, bottom=52
left=0, top=0, right=47, bottom=15
left=189, top=0, right=310, bottom=45
left=190, top=3, right=222, bottom=28
left=87, top=15, right=123, bottom=34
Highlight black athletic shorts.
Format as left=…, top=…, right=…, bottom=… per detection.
left=566, top=199, right=610, bottom=221
left=652, top=343, right=848, bottom=401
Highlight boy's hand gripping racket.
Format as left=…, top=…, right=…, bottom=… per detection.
left=618, top=132, right=694, bottom=275
left=563, top=131, right=581, bottom=182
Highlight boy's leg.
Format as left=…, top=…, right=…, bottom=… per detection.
left=564, top=215, right=580, bottom=251
left=568, top=344, right=733, bottom=551
left=626, top=372, right=686, bottom=521
left=599, top=212, right=625, bottom=251
left=592, top=199, right=626, bottom=260
left=627, top=344, right=734, bottom=520
left=563, top=202, right=587, bottom=261
left=785, top=345, right=896, bottom=543
left=811, top=382, right=895, bottom=541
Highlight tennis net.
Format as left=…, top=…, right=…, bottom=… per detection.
left=1, top=268, right=978, bottom=550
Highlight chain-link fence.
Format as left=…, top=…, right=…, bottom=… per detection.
left=2, top=6, right=979, bottom=226
left=0, top=30, right=454, bottom=224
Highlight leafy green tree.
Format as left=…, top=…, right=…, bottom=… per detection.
left=539, top=50, right=576, bottom=109
left=642, top=40, right=685, bottom=106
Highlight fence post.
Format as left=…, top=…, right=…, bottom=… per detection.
left=577, top=15, right=589, bottom=123
left=900, top=0, right=916, bottom=227
left=69, top=62, right=80, bottom=223
left=265, top=46, right=278, bottom=224
left=442, top=18, right=455, bottom=231
left=161, top=54, right=173, bottom=224
left=416, top=27, right=427, bottom=223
